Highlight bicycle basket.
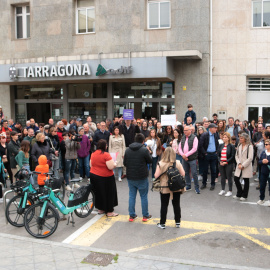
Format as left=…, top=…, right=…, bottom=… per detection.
left=14, top=169, right=29, bottom=181
left=10, top=180, right=28, bottom=192
left=67, top=184, right=92, bottom=207
left=45, top=177, right=63, bottom=190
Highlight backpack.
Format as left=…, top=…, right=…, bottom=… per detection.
left=167, top=162, right=186, bottom=191
left=151, top=162, right=185, bottom=192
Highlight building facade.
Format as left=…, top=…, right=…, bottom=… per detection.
left=212, top=0, right=270, bottom=123
left=0, top=0, right=210, bottom=124
left=1, top=0, right=269, bottom=125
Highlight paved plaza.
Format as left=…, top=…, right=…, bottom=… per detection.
left=1, top=174, right=270, bottom=269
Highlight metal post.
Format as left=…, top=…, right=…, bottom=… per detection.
left=3, top=187, right=13, bottom=225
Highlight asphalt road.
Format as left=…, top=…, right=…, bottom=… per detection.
left=1, top=173, right=270, bottom=269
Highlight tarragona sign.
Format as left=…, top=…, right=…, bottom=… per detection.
left=9, top=63, right=132, bottom=79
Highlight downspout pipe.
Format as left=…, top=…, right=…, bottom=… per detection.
left=209, top=0, right=213, bottom=118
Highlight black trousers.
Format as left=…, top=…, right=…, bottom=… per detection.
left=160, top=192, right=181, bottom=225
left=234, top=174, right=249, bottom=198
left=4, top=162, right=13, bottom=183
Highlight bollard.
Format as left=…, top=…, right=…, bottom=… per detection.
left=3, top=189, right=14, bottom=225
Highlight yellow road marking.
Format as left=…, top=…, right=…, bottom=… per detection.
left=127, top=230, right=211, bottom=253
left=71, top=214, right=270, bottom=251
left=72, top=215, right=114, bottom=246
left=237, top=231, right=270, bottom=251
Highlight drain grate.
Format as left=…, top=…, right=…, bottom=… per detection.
left=82, top=252, right=115, bottom=266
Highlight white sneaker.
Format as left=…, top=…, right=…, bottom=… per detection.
left=198, top=175, right=203, bottom=181
left=118, top=178, right=122, bottom=182
left=240, top=197, right=246, bottom=201
left=233, top=195, right=240, bottom=200
left=79, top=177, right=83, bottom=181
left=254, top=178, right=259, bottom=182
left=65, top=185, right=72, bottom=191
left=257, top=200, right=265, bottom=205
left=74, top=183, right=80, bottom=188
left=225, top=191, right=232, bottom=197
left=87, top=178, right=90, bottom=183
left=240, top=179, right=244, bottom=185
left=263, top=200, right=270, bottom=206
left=218, top=190, right=225, bottom=196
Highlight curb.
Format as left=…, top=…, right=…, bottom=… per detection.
left=0, top=232, right=266, bottom=270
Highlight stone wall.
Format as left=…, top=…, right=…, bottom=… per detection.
left=212, top=0, right=269, bottom=120
left=0, top=0, right=210, bottom=59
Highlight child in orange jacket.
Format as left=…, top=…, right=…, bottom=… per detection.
left=35, top=155, right=49, bottom=186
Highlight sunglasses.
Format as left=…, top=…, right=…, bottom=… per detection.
left=265, top=144, right=270, bottom=146
left=137, top=122, right=141, bottom=124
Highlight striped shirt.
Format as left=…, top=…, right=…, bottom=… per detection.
left=220, top=145, right=227, bottom=163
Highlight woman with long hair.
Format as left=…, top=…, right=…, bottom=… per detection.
left=146, top=129, right=162, bottom=180
left=233, top=133, right=254, bottom=201
left=16, top=140, right=31, bottom=170
left=90, top=139, right=118, bottom=217
left=109, top=126, right=126, bottom=182
left=217, top=120, right=225, bottom=134
left=20, top=127, right=28, bottom=142
left=163, top=125, right=173, bottom=148
left=172, top=129, right=183, bottom=163
left=154, top=147, right=185, bottom=229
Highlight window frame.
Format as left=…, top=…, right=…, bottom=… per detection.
left=147, top=0, right=171, bottom=30
left=15, top=5, right=30, bottom=39
left=247, top=77, right=270, bottom=92
left=76, top=0, right=95, bottom=34
left=252, top=0, right=270, bottom=28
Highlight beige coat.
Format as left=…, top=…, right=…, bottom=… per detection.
left=159, top=160, right=185, bottom=200
left=109, top=134, right=126, bottom=167
left=234, top=144, right=254, bottom=178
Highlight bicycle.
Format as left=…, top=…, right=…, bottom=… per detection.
left=23, top=174, right=95, bottom=238
left=5, top=169, right=65, bottom=227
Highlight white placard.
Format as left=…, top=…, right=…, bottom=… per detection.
left=55, top=109, right=60, bottom=117
left=84, top=111, right=89, bottom=116
left=161, top=114, right=176, bottom=126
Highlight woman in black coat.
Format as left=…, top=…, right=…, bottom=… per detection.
left=0, top=132, right=14, bottom=184
left=217, top=132, right=235, bottom=197
left=7, top=131, right=20, bottom=182
left=31, top=133, right=52, bottom=168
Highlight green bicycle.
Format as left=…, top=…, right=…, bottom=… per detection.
left=23, top=174, right=95, bottom=238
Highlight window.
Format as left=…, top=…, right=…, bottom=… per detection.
left=147, top=1, right=170, bottom=29
left=247, top=78, right=270, bottom=91
left=15, top=5, right=30, bottom=39
left=253, top=0, right=270, bottom=27
left=76, top=0, right=95, bottom=34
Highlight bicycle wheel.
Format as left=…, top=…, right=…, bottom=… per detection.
left=5, top=195, right=34, bottom=227
left=24, top=203, right=59, bottom=238
left=74, top=190, right=95, bottom=218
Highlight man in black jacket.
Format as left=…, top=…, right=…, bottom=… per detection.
left=93, top=121, right=110, bottom=146
left=124, top=133, right=152, bottom=222
left=120, top=119, right=140, bottom=178
left=198, top=123, right=219, bottom=190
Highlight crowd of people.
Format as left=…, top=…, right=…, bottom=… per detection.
left=0, top=104, right=269, bottom=229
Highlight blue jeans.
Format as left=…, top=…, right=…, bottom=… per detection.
left=202, top=153, right=217, bottom=186
left=152, top=157, right=159, bottom=178
left=113, top=167, right=123, bottom=178
left=78, top=155, right=90, bottom=178
left=127, top=178, right=149, bottom=217
left=64, top=159, right=76, bottom=185
left=182, top=159, right=199, bottom=189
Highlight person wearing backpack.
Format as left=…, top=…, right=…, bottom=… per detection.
left=233, top=133, right=254, bottom=201
left=154, top=147, right=185, bottom=229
